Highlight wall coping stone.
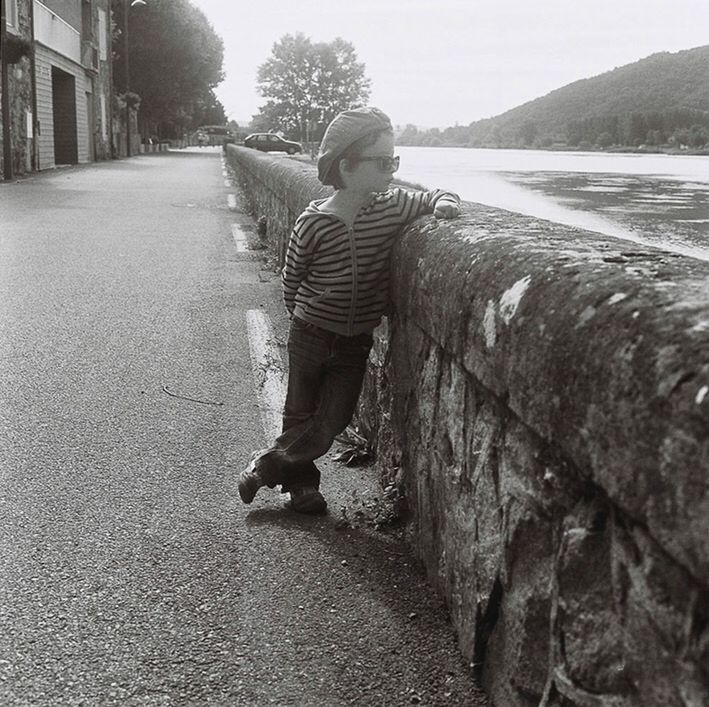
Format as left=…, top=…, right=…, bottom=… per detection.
left=394, top=205, right=709, bottom=586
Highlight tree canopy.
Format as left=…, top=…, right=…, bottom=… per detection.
left=112, top=0, right=225, bottom=139
left=253, top=33, right=371, bottom=141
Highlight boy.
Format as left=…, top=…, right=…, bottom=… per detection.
left=239, top=107, right=460, bottom=513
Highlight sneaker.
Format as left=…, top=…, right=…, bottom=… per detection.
left=238, top=450, right=270, bottom=504
left=289, top=486, right=327, bottom=514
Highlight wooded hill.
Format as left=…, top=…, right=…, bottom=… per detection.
left=398, top=45, right=709, bottom=150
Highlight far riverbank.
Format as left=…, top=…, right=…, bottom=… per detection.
left=395, top=143, right=709, bottom=157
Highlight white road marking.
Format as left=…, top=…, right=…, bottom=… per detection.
left=231, top=223, right=250, bottom=252
left=227, top=194, right=237, bottom=210
left=246, top=310, right=286, bottom=441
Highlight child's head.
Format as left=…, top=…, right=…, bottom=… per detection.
left=317, top=107, right=394, bottom=190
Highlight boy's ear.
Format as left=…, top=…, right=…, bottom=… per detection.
left=337, top=158, right=353, bottom=186
left=339, top=158, right=353, bottom=176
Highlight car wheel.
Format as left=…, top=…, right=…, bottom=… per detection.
left=287, top=147, right=296, bottom=155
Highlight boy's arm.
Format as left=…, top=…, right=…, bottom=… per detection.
left=394, top=187, right=461, bottom=222
left=282, top=218, right=314, bottom=315
left=432, top=192, right=461, bottom=218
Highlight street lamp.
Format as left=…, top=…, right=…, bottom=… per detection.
left=123, top=0, right=146, bottom=157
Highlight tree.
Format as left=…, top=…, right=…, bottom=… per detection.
left=192, top=87, right=227, bottom=128
left=688, top=124, right=708, bottom=148
left=113, top=0, right=225, bottom=139
left=518, top=120, right=537, bottom=147
left=397, top=124, right=420, bottom=146
left=646, top=129, right=664, bottom=146
left=566, top=120, right=583, bottom=146
left=596, top=131, right=614, bottom=148
left=254, top=33, right=371, bottom=141
left=624, top=112, right=647, bottom=145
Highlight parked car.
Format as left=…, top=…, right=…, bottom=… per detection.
left=244, top=133, right=302, bottom=155
left=195, top=125, right=236, bottom=148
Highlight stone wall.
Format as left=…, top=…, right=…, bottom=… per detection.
left=225, top=145, right=709, bottom=707
left=225, top=145, right=330, bottom=265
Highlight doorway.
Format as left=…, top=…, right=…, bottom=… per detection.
left=51, top=66, right=78, bottom=165
left=86, top=92, right=95, bottom=161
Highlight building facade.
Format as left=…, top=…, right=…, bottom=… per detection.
left=1, top=0, right=35, bottom=175
left=1, top=0, right=112, bottom=175
left=34, top=0, right=112, bottom=169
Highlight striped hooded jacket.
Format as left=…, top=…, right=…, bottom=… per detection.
left=282, top=187, right=461, bottom=336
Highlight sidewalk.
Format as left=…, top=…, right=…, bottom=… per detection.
left=221, top=150, right=489, bottom=705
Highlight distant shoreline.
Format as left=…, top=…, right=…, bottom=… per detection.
left=395, top=144, right=709, bottom=157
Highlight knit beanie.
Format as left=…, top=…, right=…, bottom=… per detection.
left=317, top=107, right=393, bottom=186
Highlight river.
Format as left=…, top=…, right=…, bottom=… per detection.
left=395, top=146, right=709, bottom=261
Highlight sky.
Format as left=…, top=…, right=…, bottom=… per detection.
left=189, top=0, right=709, bottom=130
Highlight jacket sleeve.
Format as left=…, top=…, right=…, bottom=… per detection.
left=391, top=187, right=461, bottom=224
left=282, top=215, right=315, bottom=315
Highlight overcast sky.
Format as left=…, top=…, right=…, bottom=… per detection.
left=190, top=0, right=709, bottom=129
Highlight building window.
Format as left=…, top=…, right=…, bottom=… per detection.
left=100, top=93, right=107, bottom=140
left=98, top=9, right=107, bottom=61
left=6, top=0, right=19, bottom=30
left=82, top=0, right=94, bottom=42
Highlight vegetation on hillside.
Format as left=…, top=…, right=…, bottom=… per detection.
left=398, top=45, right=709, bottom=151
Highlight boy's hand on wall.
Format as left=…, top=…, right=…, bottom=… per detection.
left=433, top=202, right=460, bottom=219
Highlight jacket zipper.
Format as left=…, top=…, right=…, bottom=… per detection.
left=347, top=226, right=358, bottom=336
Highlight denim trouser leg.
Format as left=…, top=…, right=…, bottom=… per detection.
left=260, top=318, right=372, bottom=492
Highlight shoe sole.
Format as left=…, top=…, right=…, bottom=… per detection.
left=238, top=450, right=271, bottom=504
left=289, top=492, right=327, bottom=514
left=238, top=472, right=259, bottom=504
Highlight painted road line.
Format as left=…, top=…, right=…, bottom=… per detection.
left=231, top=223, right=250, bottom=252
left=231, top=223, right=250, bottom=251
left=227, top=194, right=237, bottom=210
left=246, top=310, right=286, bottom=441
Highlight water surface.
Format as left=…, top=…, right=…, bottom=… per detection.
left=396, top=147, right=709, bottom=260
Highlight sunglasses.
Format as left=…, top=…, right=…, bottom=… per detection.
left=356, top=155, right=401, bottom=172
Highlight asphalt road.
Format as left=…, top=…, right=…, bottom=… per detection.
left=0, top=148, right=488, bottom=706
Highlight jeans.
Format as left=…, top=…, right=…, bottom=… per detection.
left=258, top=317, right=373, bottom=492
